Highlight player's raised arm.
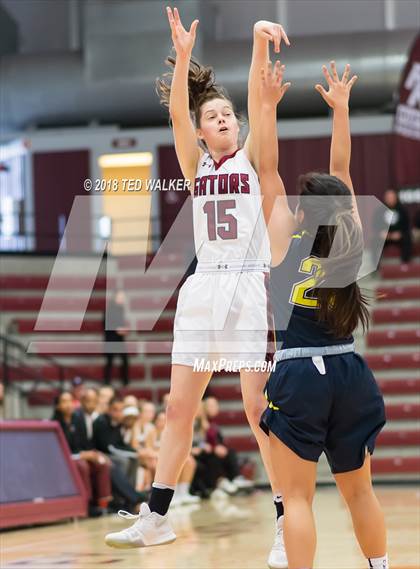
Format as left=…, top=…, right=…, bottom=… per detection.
left=315, top=61, right=361, bottom=226
left=160, top=7, right=202, bottom=184
left=244, top=20, right=290, bottom=172
left=259, top=61, right=295, bottom=265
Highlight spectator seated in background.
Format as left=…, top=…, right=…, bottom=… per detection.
left=123, top=394, right=139, bottom=408
left=161, top=392, right=170, bottom=409
left=126, top=401, right=158, bottom=492
left=52, top=390, right=112, bottom=517
left=73, top=387, right=99, bottom=447
left=93, top=396, right=146, bottom=512
left=71, top=376, right=84, bottom=410
left=154, top=410, right=166, bottom=450
left=190, top=402, right=225, bottom=499
left=204, top=396, right=254, bottom=493
left=121, top=405, right=139, bottom=443
left=153, top=406, right=199, bottom=507
left=374, top=188, right=413, bottom=265
left=97, top=386, right=115, bottom=415
left=120, top=404, right=149, bottom=491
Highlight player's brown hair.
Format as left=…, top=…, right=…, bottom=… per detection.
left=156, top=54, right=239, bottom=129
left=297, top=172, right=370, bottom=339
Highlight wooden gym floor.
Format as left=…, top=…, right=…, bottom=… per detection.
left=1, top=487, right=419, bottom=569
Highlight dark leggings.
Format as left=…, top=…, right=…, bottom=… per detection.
left=192, top=449, right=240, bottom=492
left=104, top=353, right=129, bottom=386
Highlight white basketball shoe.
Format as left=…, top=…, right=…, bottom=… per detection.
left=267, top=515, right=288, bottom=569
left=105, top=503, right=176, bottom=548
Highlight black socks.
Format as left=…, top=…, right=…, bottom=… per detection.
left=273, top=494, right=284, bottom=519
left=148, top=483, right=175, bottom=516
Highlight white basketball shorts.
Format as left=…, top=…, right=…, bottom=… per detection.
left=171, top=261, right=275, bottom=371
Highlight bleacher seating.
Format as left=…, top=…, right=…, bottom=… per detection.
left=1, top=243, right=419, bottom=481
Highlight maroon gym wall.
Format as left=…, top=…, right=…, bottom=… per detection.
left=32, top=149, right=91, bottom=253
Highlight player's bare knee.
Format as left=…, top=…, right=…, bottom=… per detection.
left=283, top=488, right=314, bottom=505
left=339, top=481, right=373, bottom=505
left=166, top=399, right=195, bottom=426
left=243, top=400, right=265, bottom=429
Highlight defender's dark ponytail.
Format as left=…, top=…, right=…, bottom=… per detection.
left=298, top=172, right=370, bottom=338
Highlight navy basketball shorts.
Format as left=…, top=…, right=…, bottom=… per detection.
left=260, top=353, right=386, bottom=474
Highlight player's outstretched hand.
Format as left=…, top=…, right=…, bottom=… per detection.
left=260, top=60, right=291, bottom=106
left=254, top=20, right=290, bottom=53
left=166, top=6, right=199, bottom=59
left=315, top=61, right=358, bottom=109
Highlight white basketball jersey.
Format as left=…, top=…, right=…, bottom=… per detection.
left=192, top=148, right=271, bottom=264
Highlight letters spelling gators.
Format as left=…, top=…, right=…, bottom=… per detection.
left=194, top=173, right=250, bottom=197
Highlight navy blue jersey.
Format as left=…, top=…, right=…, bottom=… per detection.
left=269, top=231, right=354, bottom=349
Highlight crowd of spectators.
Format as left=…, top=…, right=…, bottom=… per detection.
left=52, top=384, right=254, bottom=517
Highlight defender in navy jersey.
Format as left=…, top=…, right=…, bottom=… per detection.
left=257, top=60, right=388, bottom=569
left=264, top=229, right=385, bottom=473
left=270, top=230, right=355, bottom=349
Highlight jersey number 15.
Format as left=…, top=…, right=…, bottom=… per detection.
left=203, top=199, right=238, bottom=241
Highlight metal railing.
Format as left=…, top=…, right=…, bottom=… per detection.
left=0, top=332, right=168, bottom=417
left=0, top=333, right=103, bottom=416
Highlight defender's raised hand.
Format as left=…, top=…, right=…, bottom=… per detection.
left=260, top=60, right=291, bottom=106
left=254, top=20, right=290, bottom=53
left=315, top=62, right=358, bottom=109
left=166, top=6, right=199, bottom=58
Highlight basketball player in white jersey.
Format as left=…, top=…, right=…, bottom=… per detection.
left=106, top=9, right=289, bottom=567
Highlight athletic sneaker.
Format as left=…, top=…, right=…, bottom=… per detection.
left=217, top=477, right=238, bottom=495
left=181, top=493, right=201, bottom=505
left=267, top=516, right=288, bottom=569
left=105, top=503, right=176, bottom=548
left=210, top=488, right=230, bottom=500
left=232, top=475, right=254, bottom=490
left=169, top=495, right=184, bottom=508
left=171, top=491, right=201, bottom=508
